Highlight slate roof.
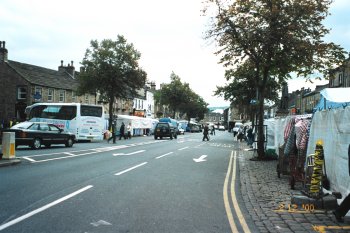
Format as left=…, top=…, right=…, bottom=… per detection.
left=7, top=60, right=79, bottom=90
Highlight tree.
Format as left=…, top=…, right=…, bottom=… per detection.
left=157, top=72, right=193, bottom=118
left=182, top=92, right=209, bottom=122
left=77, top=35, right=147, bottom=129
left=205, top=0, right=345, bottom=159
left=215, top=60, right=280, bottom=124
left=156, top=72, right=208, bottom=120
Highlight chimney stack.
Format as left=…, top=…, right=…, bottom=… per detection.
left=0, top=41, right=9, bottom=63
left=58, top=60, right=75, bottom=78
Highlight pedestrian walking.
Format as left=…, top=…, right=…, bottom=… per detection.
left=211, top=125, right=215, bottom=135
left=202, top=124, right=210, bottom=141
left=246, top=126, right=254, bottom=147
left=127, top=123, right=132, bottom=139
left=108, top=121, right=117, bottom=143
left=119, top=122, right=127, bottom=140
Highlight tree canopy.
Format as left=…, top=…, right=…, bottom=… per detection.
left=155, top=72, right=208, bottom=120
left=77, top=35, right=147, bottom=128
left=205, top=0, right=346, bottom=159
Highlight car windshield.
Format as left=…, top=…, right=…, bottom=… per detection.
left=156, top=123, right=168, bottom=128
left=11, top=122, right=33, bottom=129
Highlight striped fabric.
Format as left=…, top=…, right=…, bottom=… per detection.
left=284, top=117, right=295, bottom=142
left=295, top=119, right=310, bottom=150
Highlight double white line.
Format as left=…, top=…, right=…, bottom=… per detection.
left=223, top=151, right=251, bottom=233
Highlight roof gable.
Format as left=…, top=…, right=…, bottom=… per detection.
left=7, top=60, right=79, bottom=90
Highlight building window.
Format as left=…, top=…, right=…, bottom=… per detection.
left=85, top=94, right=89, bottom=104
left=72, top=91, right=76, bottom=102
left=48, top=88, right=54, bottom=102
left=59, top=90, right=66, bottom=102
left=17, top=87, right=27, bottom=100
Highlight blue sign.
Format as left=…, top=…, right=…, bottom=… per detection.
left=33, top=92, right=42, bottom=100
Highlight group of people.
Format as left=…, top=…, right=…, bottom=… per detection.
left=202, top=125, right=216, bottom=141
left=234, top=125, right=254, bottom=147
left=107, top=122, right=132, bottom=144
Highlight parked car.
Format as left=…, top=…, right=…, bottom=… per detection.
left=0, top=122, right=75, bottom=149
left=178, top=127, right=185, bottom=135
left=154, top=122, right=177, bottom=140
left=218, top=125, right=225, bottom=131
left=232, top=122, right=243, bottom=133
left=190, top=125, right=201, bottom=133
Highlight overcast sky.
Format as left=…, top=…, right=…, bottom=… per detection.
left=1, top=0, right=350, bottom=107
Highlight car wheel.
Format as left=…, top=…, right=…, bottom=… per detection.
left=65, top=138, right=74, bottom=147
left=174, top=134, right=177, bottom=139
left=31, top=138, right=41, bottom=149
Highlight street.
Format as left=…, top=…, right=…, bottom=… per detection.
left=0, top=131, right=254, bottom=233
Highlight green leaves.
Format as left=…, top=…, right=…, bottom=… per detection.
left=78, top=35, right=146, bottom=99
left=156, top=72, right=208, bottom=120
left=77, top=35, right=147, bottom=128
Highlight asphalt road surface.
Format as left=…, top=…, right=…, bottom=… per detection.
left=0, top=131, right=256, bottom=233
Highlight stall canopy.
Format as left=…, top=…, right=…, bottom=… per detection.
left=315, top=88, right=350, bottom=111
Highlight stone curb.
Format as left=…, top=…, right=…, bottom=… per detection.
left=0, top=158, right=21, bottom=167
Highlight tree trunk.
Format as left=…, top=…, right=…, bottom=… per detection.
left=108, top=99, right=114, bottom=130
left=257, top=88, right=266, bottom=159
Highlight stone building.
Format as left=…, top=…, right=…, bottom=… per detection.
left=0, top=41, right=96, bottom=126
left=329, top=57, right=350, bottom=88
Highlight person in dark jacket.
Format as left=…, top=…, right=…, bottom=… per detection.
left=202, top=124, right=210, bottom=141
left=119, top=122, right=127, bottom=140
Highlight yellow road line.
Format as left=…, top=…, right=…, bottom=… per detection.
left=223, top=153, right=239, bottom=233
left=231, top=151, right=251, bottom=233
left=313, top=225, right=350, bottom=233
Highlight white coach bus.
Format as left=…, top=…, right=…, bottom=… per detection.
left=25, top=103, right=105, bottom=141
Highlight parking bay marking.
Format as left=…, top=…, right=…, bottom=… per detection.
left=0, top=185, right=93, bottom=231
left=20, top=141, right=165, bottom=163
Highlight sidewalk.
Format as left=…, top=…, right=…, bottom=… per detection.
left=238, top=144, right=349, bottom=233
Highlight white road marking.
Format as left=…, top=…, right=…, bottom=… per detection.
left=178, top=146, right=189, bottom=151
left=193, top=155, right=207, bottom=163
left=64, top=152, right=75, bottom=156
left=31, top=151, right=100, bottom=163
left=113, top=150, right=145, bottom=156
left=155, top=152, right=173, bottom=159
left=90, top=220, right=112, bottom=227
left=0, top=185, right=93, bottom=231
left=114, top=162, right=148, bottom=176
left=21, top=141, right=164, bottom=163
left=21, top=157, right=36, bottom=162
